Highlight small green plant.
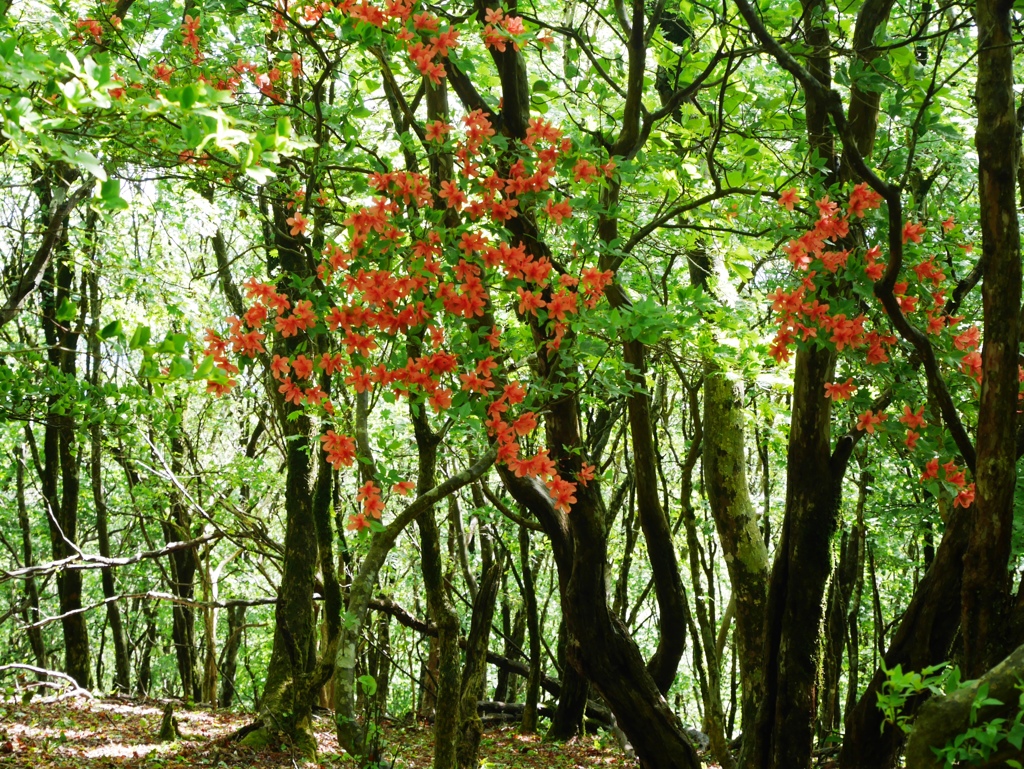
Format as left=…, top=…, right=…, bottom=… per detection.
left=877, top=662, right=1024, bottom=767
left=876, top=661, right=953, bottom=733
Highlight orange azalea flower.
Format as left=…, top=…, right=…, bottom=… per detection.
left=777, top=188, right=800, bottom=211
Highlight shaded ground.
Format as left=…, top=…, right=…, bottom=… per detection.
left=0, top=696, right=641, bottom=768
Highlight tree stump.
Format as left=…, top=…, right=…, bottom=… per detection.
left=158, top=703, right=182, bottom=742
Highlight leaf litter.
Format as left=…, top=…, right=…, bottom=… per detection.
left=0, top=697, right=644, bottom=768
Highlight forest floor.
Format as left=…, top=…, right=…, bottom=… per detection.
left=0, top=696, right=645, bottom=768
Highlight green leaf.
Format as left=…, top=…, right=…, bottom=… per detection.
left=98, top=320, right=123, bottom=340
left=55, top=298, right=77, bottom=322
left=357, top=674, right=377, bottom=696
left=195, top=355, right=216, bottom=379
left=179, top=83, right=197, bottom=110
left=129, top=325, right=151, bottom=349
left=99, top=178, right=128, bottom=210
left=169, top=356, right=193, bottom=378
left=244, top=165, right=275, bottom=183
left=70, top=151, right=106, bottom=180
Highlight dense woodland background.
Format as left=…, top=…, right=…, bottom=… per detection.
left=1, top=0, right=1023, bottom=767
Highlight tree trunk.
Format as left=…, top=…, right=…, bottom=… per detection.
left=619, top=333, right=688, bottom=693
left=163, top=426, right=200, bottom=703
left=136, top=598, right=158, bottom=696
left=703, top=353, right=769, bottom=744
left=417, top=498, right=461, bottom=769
left=546, top=619, right=589, bottom=740
left=38, top=172, right=90, bottom=689
left=962, top=0, right=1020, bottom=679
left=241, top=203, right=319, bottom=756
left=818, top=514, right=861, bottom=739
left=905, top=641, right=1024, bottom=768
left=743, top=344, right=844, bottom=769
left=249, top=412, right=318, bottom=754
left=91, top=424, right=130, bottom=693
left=501, top=428, right=702, bottom=769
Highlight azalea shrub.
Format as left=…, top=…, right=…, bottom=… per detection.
left=187, top=1, right=623, bottom=531
left=767, top=183, right=983, bottom=510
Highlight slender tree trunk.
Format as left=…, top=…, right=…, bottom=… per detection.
left=164, top=429, right=200, bottom=703
left=519, top=525, right=542, bottom=733
left=219, top=604, right=246, bottom=707
left=136, top=599, right=158, bottom=696
left=416, top=486, right=461, bottom=769
left=457, top=532, right=502, bottom=768
left=493, top=570, right=526, bottom=703
left=842, top=472, right=868, bottom=726
left=200, top=546, right=219, bottom=705
left=546, top=619, right=588, bottom=740
left=619, top=333, right=688, bottom=693
left=679, top=477, right=732, bottom=769
left=88, top=274, right=130, bottom=693
left=91, top=425, right=130, bottom=693
left=16, top=444, right=46, bottom=671
left=700, top=303, right=769, bottom=745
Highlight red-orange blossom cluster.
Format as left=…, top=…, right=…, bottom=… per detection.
left=769, top=185, right=978, bottom=508
left=199, top=1, right=614, bottom=530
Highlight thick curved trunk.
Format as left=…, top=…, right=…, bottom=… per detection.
left=500, top=400, right=702, bottom=769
